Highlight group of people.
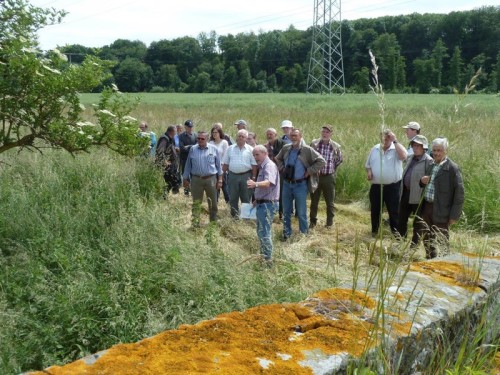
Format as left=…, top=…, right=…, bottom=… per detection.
left=141, top=118, right=464, bottom=264
left=143, top=119, right=343, bottom=265
left=365, top=122, right=464, bottom=259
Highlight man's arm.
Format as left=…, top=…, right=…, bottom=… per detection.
left=274, top=147, right=286, bottom=171
left=306, top=148, right=326, bottom=176
left=449, top=164, right=465, bottom=224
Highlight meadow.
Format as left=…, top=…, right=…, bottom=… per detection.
left=0, top=93, right=498, bottom=374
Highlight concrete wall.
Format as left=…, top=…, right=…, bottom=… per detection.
left=30, top=253, right=500, bottom=374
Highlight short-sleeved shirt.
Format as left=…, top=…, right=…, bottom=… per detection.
left=209, top=139, right=229, bottom=161
left=365, top=144, right=403, bottom=184
left=223, top=143, right=257, bottom=173
left=254, top=157, right=280, bottom=201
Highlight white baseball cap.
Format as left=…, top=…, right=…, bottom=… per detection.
left=403, top=121, right=420, bottom=131
left=281, top=120, right=293, bottom=128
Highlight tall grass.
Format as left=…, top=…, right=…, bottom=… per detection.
left=80, top=92, right=499, bottom=231
left=0, top=92, right=498, bottom=373
left=0, top=150, right=337, bottom=374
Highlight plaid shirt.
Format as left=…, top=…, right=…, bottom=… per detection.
left=424, top=159, right=446, bottom=202
left=316, top=141, right=343, bottom=175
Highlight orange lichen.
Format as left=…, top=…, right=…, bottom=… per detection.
left=32, top=301, right=377, bottom=375
left=390, top=321, right=413, bottom=336
left=410, top=261, right=482, bottom=291
left=310, top=288, right=376, bottom=310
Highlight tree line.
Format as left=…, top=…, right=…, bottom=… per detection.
left=59, top=6, right=500, bottom=94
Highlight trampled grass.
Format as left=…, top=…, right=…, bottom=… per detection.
left=1, top=93, right=498, bottom=373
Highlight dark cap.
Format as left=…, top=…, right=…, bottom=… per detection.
left=234, top=119, right=247, bottom=127
left=184, top=120, right=193, bottom=127
left=322, top=125, right=332, bottom=132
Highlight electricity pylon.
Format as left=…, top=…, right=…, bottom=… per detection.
left=306, top=0, right=345, bottom=94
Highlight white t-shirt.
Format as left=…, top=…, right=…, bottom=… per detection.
left=209, top=139, right=229, bottom=161
left=365, top=143, right=403, bottom=184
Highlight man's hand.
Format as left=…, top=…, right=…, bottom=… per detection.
left=183, top=180, right=190, bottom=188
left=421, top=176, right=430, bottom=185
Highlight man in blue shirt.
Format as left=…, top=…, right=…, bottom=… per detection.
left=183, top=131, right=223, bottom=227
left=275, top=128, right=325, bottom=240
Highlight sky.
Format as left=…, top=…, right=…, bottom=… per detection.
left=30, top=0, right=499, bottom=50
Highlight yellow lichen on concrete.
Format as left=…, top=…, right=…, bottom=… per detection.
left=33, top=290, right=380, bottom=375
left=410, top=261, right=482, bottom=291
left=310, top=288, right=376, bottom=309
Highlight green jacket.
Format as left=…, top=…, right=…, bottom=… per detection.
left=275, top=143, right=326, bottom=193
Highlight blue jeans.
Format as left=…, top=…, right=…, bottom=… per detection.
left=282, top=180, right=308, bottom=237
left=256, top=202, right=278, bottom=260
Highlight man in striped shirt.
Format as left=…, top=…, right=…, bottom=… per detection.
left=183, top=131, right=223, bottom=227
left=309, top=125, right=343, bottom=228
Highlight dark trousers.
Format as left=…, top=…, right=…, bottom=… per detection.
left=180, top=157, right=190, bottom=194
left=310, top=174, right=336, bottom=226
left=418, top=201, right=450, bottom=259
left=369, top=181, right=400, bottom=234
left=228, top=171, right=252, bottom=217
left=278, top=175, right=284, bottom=218
left=397, top=186, right=420, bottom=245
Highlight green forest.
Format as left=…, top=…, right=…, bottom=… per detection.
left=57, top=6, right=500, bottom=94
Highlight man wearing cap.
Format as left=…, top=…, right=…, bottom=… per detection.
left=222, top=129, right=258, bottom=218
left=182, top=131, right=223, bottom=227
left=309, top=125, right=343, bottom=228
left=365, top=129, right=407, bottom=235
left=179, top=120, right=197, bottom=196
left=275, top=128, right=325, bottom=239
left=280, top=120, right=293, bottom=144
left=397, top=135, right=433, bottom=245
left=402, top=121, right=421, bottom=156
left=234, top=119, right=248, bottom=131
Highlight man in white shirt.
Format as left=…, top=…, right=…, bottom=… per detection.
left=365, top=129, right=407, bottom=235
left=223, top=129, right=258, bottom=218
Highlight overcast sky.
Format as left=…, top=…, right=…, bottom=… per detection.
left=30, top=0, right=498, bottom=50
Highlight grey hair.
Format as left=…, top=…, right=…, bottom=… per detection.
left=432, top=137, right=448, bottom=150
left=237, top=129, right=249, bottom=137
left=382, top=128, right=392, bottom=136
left=253, top=144, right=268, bottom=154
left=266, top=128, right=277, bottom=134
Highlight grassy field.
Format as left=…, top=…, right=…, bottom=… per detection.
left=1, top=93, right=499, bottom=374
left=82, top=92, right=500, bottom=231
